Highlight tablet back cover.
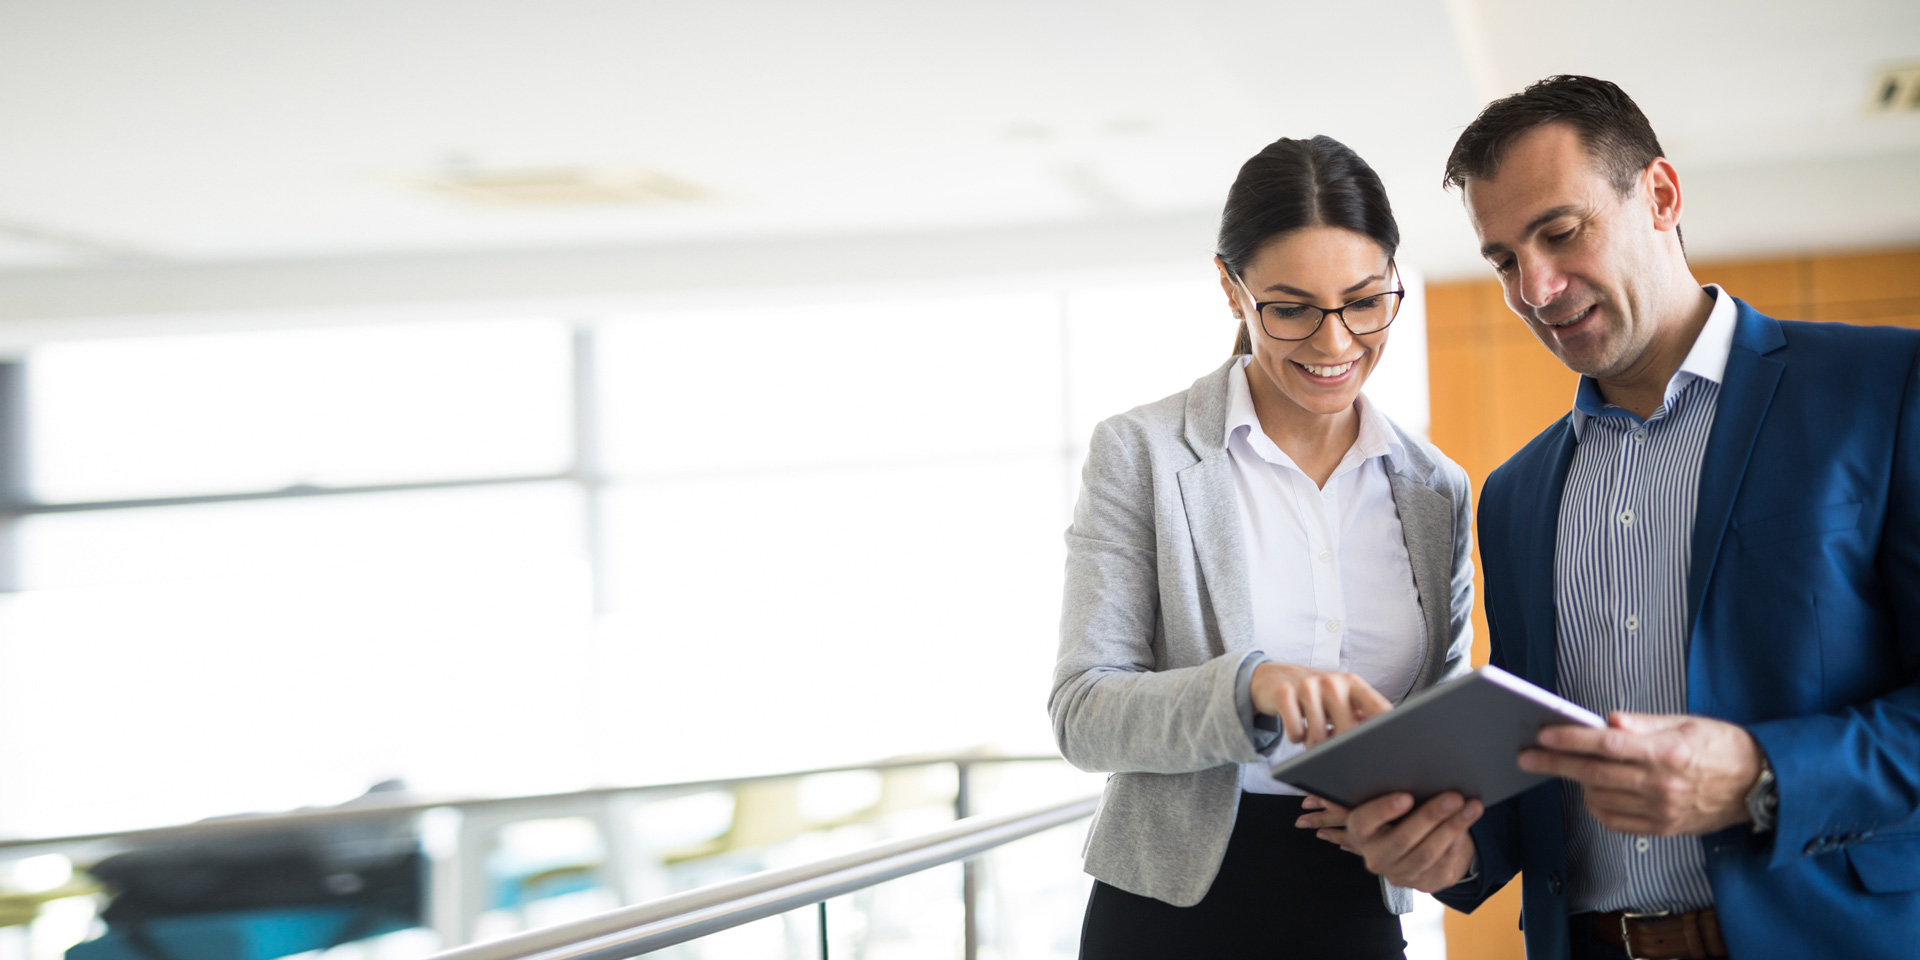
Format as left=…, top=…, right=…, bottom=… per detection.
left=1264, top=666, right=1604, bottom=808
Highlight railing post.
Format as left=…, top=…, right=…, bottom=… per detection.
left=955, top=761, right=977, bottom=960
left=817, top=900, right=829, bottom=959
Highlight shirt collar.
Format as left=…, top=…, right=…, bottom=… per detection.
left=1224, top=355, right=1406, bottom=473
left=1570, top=284, right=1738, bottom=439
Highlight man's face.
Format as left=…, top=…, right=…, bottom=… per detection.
left=1463, top=123, right=1665, bottom=379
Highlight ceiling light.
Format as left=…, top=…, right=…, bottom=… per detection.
left=414, top=167, right=713, bottom=207
left=1867, top=64, right=1920, bottom=114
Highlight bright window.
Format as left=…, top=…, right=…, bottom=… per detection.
left=0, top=268, right=1425, bottom=839
left=27, top=319, right=572, bottom=502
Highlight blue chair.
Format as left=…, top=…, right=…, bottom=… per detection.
left=66, top=904, right=414, bottom=960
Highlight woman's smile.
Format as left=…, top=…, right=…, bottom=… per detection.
left=1292, top=358, right=1361, bottom=382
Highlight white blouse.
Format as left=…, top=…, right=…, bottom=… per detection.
left=1223, top=356, right=1428, bottom=795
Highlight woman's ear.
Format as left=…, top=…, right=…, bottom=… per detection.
left=1215, top=257, right=1244, bottom=319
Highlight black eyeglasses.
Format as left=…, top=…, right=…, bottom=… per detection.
left=1232, top=265, right=1406, bottom=341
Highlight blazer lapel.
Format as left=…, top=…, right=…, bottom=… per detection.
left=1517, top=422, right=1579, bottom=690
left=1177, top=359, right=1255, bottom=657
left=1686, top=303, right=1786, bottom=708
left=1386, top=462, right=1452, bottom=690
left=1179, top=455, right=1254, bottom=656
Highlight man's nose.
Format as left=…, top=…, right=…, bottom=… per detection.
left=1517, top=253, right=1566, bottom=311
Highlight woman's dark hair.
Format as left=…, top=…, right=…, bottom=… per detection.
left=1217, top=135, right=1399, bottom=354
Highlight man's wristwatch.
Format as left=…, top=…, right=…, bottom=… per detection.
left=1745, top=755, right=1779, bottom=833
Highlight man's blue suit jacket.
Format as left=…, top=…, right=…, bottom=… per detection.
left=1436, top=300, right=1920, bottom=959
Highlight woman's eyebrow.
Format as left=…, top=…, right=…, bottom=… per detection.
left=1261, top=274, right=1387, bottom=299
left=1341, top=273, right=1386, bottom=295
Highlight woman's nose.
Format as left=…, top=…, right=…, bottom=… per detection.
left=1311, top=312, right=1356, bottom=353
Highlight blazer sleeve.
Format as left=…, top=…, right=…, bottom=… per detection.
left=1440, top=459, right=1478, bottom=684
left=1048, top=417, right=1269, bottom=775
left=1747, top=347, right=1920, bottom=869
left=1435, top=464, right=1525, bottom=913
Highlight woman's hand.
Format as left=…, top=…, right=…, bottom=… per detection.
left=1249, top=662, right=1392, bottom=745
left=1295, top=796, right=1355, bottom=851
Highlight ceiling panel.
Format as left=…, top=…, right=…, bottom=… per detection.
left=0, top=0, right=1913, bottom=284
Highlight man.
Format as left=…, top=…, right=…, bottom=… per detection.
left=1326, top=76, right=1920, bottom=958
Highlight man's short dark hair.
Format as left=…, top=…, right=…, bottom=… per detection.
left=1443, top=75, right=1667, bottom=194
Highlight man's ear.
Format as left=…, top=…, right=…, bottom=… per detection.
left=1642, top=157, right=1683, bottom=234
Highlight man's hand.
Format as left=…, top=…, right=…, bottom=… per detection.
left=1518, top=711, right=1762, bottom=836
left=1249, top=662, right=1393, bottom=746
left=1340, top=791, right=1482, bottom=892
left=1295, top=795, right=1354, bottom=850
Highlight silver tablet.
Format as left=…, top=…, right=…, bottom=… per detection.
left=1264, top=665, right=1606, bottom=808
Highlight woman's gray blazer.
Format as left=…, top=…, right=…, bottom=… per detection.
left=1049, top=357, right=1476, bottom=911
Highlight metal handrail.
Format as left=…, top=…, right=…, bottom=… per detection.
left=0, top=752, right=1063, bottom=852
left=420, top=794, right=1100, bottom=960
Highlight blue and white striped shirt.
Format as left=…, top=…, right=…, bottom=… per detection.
left=1554, top=286, right=1739, bottom=914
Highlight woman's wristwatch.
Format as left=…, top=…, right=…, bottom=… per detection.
left=1745, top=755, right=1779, bottom=833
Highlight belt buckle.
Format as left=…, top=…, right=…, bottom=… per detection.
left=1620, top=909, right=1671, bottom=960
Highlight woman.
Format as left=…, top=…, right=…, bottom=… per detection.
left=1049, top=135, right=1475, bottom=958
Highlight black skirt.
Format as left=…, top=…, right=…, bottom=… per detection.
left=1079, top=793, right=1406, bottom=960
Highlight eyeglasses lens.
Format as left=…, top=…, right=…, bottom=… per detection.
left=1259, top=291, right=1402, bottom=340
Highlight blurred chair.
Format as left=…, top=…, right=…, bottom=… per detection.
left=65, top=904, right=413, bottom=960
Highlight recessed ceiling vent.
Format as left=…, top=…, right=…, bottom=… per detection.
left=415, top=167, right=713, bottom=207
left=1867, top=64, right=1920, bottom=114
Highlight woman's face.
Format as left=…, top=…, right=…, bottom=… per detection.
left=1216, top=225, right=1397, bottom=419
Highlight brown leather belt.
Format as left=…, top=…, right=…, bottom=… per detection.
left=1589, top=908, right=1727, bottom=959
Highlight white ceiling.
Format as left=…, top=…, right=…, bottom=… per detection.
left=0, top=0, right=1916, bottom=305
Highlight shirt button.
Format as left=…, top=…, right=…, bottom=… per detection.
left=1625, top=614, right=1640, bottom=631
left=1618, top=509, right=1635, bottom=526
left=1322, top=488, right=1335, bottom=500
left=1632, top=430, right=1648, bottom=445
left=1325, top=619, right=1341, bottom=634
left=1318, top=550, right=1334, bottom=564
left=1635, top=837, right=1651, bottom=853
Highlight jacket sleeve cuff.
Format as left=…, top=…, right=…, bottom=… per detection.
left=1235, top=651, right=1281, bottom=754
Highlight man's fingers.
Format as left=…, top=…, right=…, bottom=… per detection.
left=1534, top=724, right=1618, bottom=755
left=1582, top=784, right=1663, bottom=815
left=1355, top=792, right=1463, bottom=865
left=1296, top=800, right=1352, bottom=830
left=1391, top=797, right=1481, bottom=876
left=1347, top=793, right=1417, bottom=840
left=1609, top=710, right=1684, bottom=735
left=1518, top=750, right=1649, bottom=791
left=1536, top=723, right=1660, bottom=764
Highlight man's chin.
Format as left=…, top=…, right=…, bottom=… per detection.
left=1546, top=339, right=1626, bottom=380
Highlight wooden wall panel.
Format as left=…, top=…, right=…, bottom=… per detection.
left=1427, top=278, right=1560, bottom=960
left=1428, top=245, right=1920, bottom=960
left=1806, top=250, right=1920, bottom=327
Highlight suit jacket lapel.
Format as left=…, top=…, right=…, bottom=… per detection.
left=1519, top=423, right=1579, bottom=691
left=1686, top=303, right=1786, bottom=708
left=1179, top=456, right=1253, bottom=656
left=1178, top=360, right=1254, bottom=656
left=1385, top=460, right=1452, bottom=690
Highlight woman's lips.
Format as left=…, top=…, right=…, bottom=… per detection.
left=1293, top=359, right=1358, bottom=382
